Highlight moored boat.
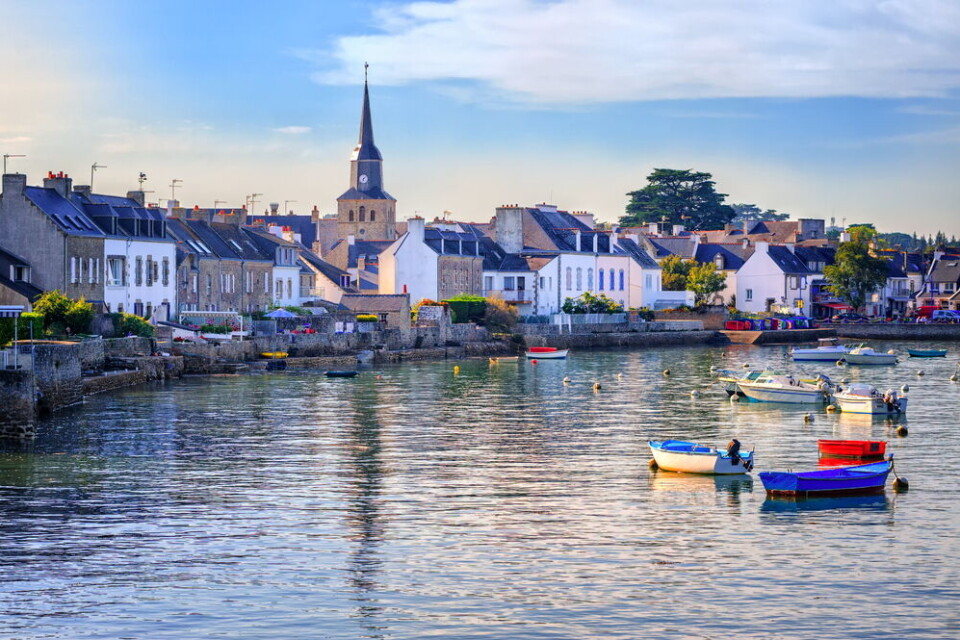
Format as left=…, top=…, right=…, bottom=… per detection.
left=817, top=439, right=887, bottom=459
left=759, top=457, right=894, bottom=496
left=525, top=347, right=569, bottom=359
left=832, top=383, right=907, bottom=415
left=737, top=373, right=831, bottom=404
left=841, top=345, right=898, bottom=365
left=325, top=370, right=359, bottom=378
left=648, top=439, right=754, bottom=475
left=906, top=348, right=947, bottom=358
left=489, top=356, right=520, bottom=363
left=791, top=338, right=851, bottom=362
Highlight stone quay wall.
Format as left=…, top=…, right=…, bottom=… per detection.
left=32, top=343, right=84, bottom=415
left=0, top=370, right=36, bottom=438
left=830, top=323, right=960, bottom=341
left=527, top=330, right=721, bottom=351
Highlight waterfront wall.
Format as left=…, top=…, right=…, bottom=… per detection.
left=528, top=330, right=721, bottom=350
left=0, top=370, right=35, bottom=438
left=654, top=310, right=728, bottom=330
left=517, top=319, right=703, bottom=337
left=33, top=343, right=83, bottom=414
left=832, top=323, right=960, bottom=341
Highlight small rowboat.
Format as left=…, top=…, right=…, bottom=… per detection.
left=261, top=351, right=288, bottom=359
left=841, top=346, right=898, bottom=365
left=759, top=457, right=893, bottom=497
left=648, top=440, right=754, bottom=475
left=906, top=348, right=947, bottom=358
left=489, top=356, right=520, bottom=363
left=832, top=383, right=907, bottom=415
left=325, top=370, right=359, bottom=378
left=525, top=347, right=569, bottom=359
left=817, top=439, right=887, bottom=459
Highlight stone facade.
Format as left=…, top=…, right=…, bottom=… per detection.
left=437, top=255, right=484, bottom=301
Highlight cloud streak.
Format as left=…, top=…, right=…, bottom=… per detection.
left=315, top=0, right=960, bottom=105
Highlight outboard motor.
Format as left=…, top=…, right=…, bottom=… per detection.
left=727, top=438, right=742, bottom=466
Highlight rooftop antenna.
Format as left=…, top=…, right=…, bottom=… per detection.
left=284, top=200, right=298, bottom=215
left=138, top=172, right=147, bottom=190
left=3, top=154, right=26, bottom=174
left=91, top=162, right=107, bottom=191
left=248, top=192, right=262, bottom=213
left=170, top=178, right=183, bottom=200
left=214, top=200, right=227, bottom=209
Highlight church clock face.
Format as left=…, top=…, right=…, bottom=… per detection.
left=358, top=174, right=368, bottom=184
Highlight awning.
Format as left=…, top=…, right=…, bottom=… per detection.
left=0, top=305, right=25, bottom=318
left=817, top=302, right=851, bottom=310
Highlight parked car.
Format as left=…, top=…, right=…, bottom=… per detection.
left=831, top=312, right=867, bottom=323
left=932, top=309, right=960, bottom=323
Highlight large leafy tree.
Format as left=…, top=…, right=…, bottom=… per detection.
left=823, top=227, right=889, bottom=313
left=687, top=263, right=728, bottom=306
left=659, top=255, right=692, bottom=291
left=729, top=203, right=790, bottom=224
left=620, top=169, right=736, bottom=230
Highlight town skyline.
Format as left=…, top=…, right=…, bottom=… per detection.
left=2, top=0, right=958, bottom=235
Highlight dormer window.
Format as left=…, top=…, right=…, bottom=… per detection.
left=339, top=274, right=351, bottom=288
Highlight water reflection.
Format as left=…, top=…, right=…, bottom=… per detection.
left=761, top=494, right=890, bottom=513
left=649, top=472, right=754, bottom=509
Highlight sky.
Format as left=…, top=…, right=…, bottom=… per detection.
left=1, top=0, right=959, bottom=235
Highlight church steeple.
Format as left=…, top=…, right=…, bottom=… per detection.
left=336, top=65, right=397, bottom=242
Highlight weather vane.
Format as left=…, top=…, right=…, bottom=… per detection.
left=364, top=61, right=369, bottom=83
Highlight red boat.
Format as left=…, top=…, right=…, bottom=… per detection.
left=528, top=346, right=559, bottom=353
left=817, top=439, right=887, bottom=459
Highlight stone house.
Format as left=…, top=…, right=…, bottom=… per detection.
left=340, top=293, right=411, bottom=330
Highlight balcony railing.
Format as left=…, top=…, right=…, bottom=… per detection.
left=486, top=289, right=533, bottom=302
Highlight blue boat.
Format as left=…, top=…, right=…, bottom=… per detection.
left=906, top=348, right=947, bottom=358
left=758, top=457, right=893, bottom=497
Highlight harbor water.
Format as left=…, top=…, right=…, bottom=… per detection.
left=2, top=342, right=959, bottom=639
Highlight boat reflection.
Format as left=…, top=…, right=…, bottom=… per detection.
left=650, top=472, right=754, bottom=496
left=761, top=494, right=890, bottom=513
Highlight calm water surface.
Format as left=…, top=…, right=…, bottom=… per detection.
left=2, top=343, right=959, bottom=639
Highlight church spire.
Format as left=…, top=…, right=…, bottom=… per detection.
left=354, top=63, right=382, bottom=163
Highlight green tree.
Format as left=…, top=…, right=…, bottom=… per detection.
left=687, top=262, right=728, bottom=306
left=620, top=169, right=736, bottom=230
left=660, top=255, right=693, bottom=291
left=729, top=203, right=790, bottom=224
left=823, top=232, right=889, bottom=313
left=33, top=290, right=94, bottom=335
left=561, top=292, right=624, bottom=314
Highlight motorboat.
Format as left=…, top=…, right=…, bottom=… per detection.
left=737, top=372, right=832, bottom=404
left=648, top=439, right=754, bottom=474
left=324, top=370, right=359, bottom=378
left=525, top=347, right=569, bottom=359
left=759, top=457, right=894, bottom=497
left=817, top=439, right=887, bottom=460
left=841, top=345, right=898, bottom=365
left=791, top=338, right=852, bottom=362
left=832, top=383, right=907, bottom=415
left=906, top=348, right=947, bottom=358
left=716, top=369, right=767, bottom=396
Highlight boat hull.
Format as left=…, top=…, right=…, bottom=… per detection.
left=906, top=349, right=947, bottom=358
left=833, top=393, right=907, bottom=415
left=817, top=439, right=887, bottom=459
left=325, top=371, right=359, bottom=378
left=841, top=353, right=898, bottom=365
left=791, top=347, right=849, bottom=362
left=759, top=459, right=892, bottom=496
left=649, top=440, right=753, bottom=475
left=738, top=383, right=825, bottom=404
left=525, top=349, right=569, bottom=359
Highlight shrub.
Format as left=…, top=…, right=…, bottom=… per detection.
left=33, top=290, right=94, bottom=335
left=198, top=323, right=232, bottom=334
left=444, top=295, right=486, bottom=323
left=115, top=313, right=155, bottom=337
left=0, top=312, right=44, bottom=347
left=632, top=307, right=655, bottom=321
left=480, top=297, right=519, bottom=332
left=561, top=292, right=624, bottom=314
left=356, top=314, right=378, bottom=323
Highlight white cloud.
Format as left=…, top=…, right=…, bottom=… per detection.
left=315, top=0, right=960, bottom=104
left=273, top=126, right=313, bottom=135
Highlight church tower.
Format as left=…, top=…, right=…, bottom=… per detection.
left=336, top=71, right=397, bottom=241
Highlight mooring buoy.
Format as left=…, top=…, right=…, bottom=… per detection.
left=893, top=476, right=910, bottom=492
left=896, top=425, right=908, bottom=437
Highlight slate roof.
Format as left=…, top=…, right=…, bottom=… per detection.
left=249, top=215, right=318, bottom=248
left=166, top=218, right=217, bottom=258
left=336, top=186, right=395, bottom=201
left=525, top=207, right=612, bottom=253
left=693, top=243, right=753, bottom=270
left=185, top=220, right=240, bottom=259
left=24, top=187, right=105, bottom=237
left=424, top=228, right=481, bottom=256
left=340, top=294, right=409, bottom=312
left=930, top=259, right=960, bottom=283
left=617, top=237, right=662, bottom=269
left=232, top=226, right=294, bottom=261
left=648, top=237, right=697, bottom=259
left=767, top=246, right=811, bottom=274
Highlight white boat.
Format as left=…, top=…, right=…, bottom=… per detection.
left=716, top=369, right=767, bottom=396
left=737, top=373, right=831, bottom=404
left=525, top=348, right=569, bottom=359
left=841, top=346, right=898, bottom=366
left=649, top=440, right=754, bottom=475
left=791, top=338, right=852, bottom=362
left=832, top=383, right=908, bottom=415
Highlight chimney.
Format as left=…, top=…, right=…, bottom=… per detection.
left=43, top=172, right=73, bottom=198
left=73, top=185, right=92, bottom=197
left=575, top=229, right=582, bottom=251
left=126, top=190, right=146, bottom=206
left=755, top=240, right=769, bottom=254
left=742, top=238, right=750, bottom=249
left=311, top=205, right=320, bottom=223
left=357, top=256, right=366, bottom=273
left=648, top=223, right=658, bottom=235
left=672, top=224, right=685, bottom=236
left=407, top=217, right=425, bottom=243
left=2, top=173, right=26, bottom=198
left=495, top=206, right=523, bottom=254
left=270, top=202, right=279, bottom=214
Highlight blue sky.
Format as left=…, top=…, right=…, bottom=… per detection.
left=2, top=0, right=958, bottom=234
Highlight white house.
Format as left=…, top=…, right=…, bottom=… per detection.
left=735, top=242, right=813, bottom=315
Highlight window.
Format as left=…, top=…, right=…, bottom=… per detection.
left=714, top=254, right=724, bottom=269
left=619, top=269, right=625, bottom=291
left=645, top=274, right=652, bottom=289
left=359, top=206, right=366, bottom=222
left=88, top=258, right=94, bottom=284
left=276, top=279, right=283, bottom=299
left=504, top=276, right=515, bottom=290
left=245, top=271, right=252, bottom=294
left=609, top=269, right=615, bottom=290
left=206, top=274, right=212, bottom=295
left=162, top=258, right=170, bottom=286
left=576, top=267, right=582, bottom=290
left=379, top=313, right=388, bottom=323
left=192, top=274, right=198, bottom=293
left=287, top=279, right=293, bottom=299
left=340, top=274, right=351, bottom=288
left=566, top=267, right=572, bottom=291
left=135, top=257, right=143, bottom=286
left=95, top=259, right=100, bottom=284
left=370, top=210, right=376, bottom=222
left=598, top=268, right=605, bottom=290
left=539, top=276, right=545, bottom=289
left=484, top=275, right=493, bottom=291
left=153, top=260, right=159, bottom=285
left=746, top=289, right=753, bottom=301
left=70, top=257, right=77, bottom=284
left=146, top=258, right=154, bottom=286
left=348, top=210, right=355, bottom=222
left=587, top=268, right=594, bottom=290
left=107, top=258, right=124, bottom=286
left=12, top=265, right=28, bottom=282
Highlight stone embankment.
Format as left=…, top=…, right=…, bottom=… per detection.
left=828, top=323, right=960, bottom=341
